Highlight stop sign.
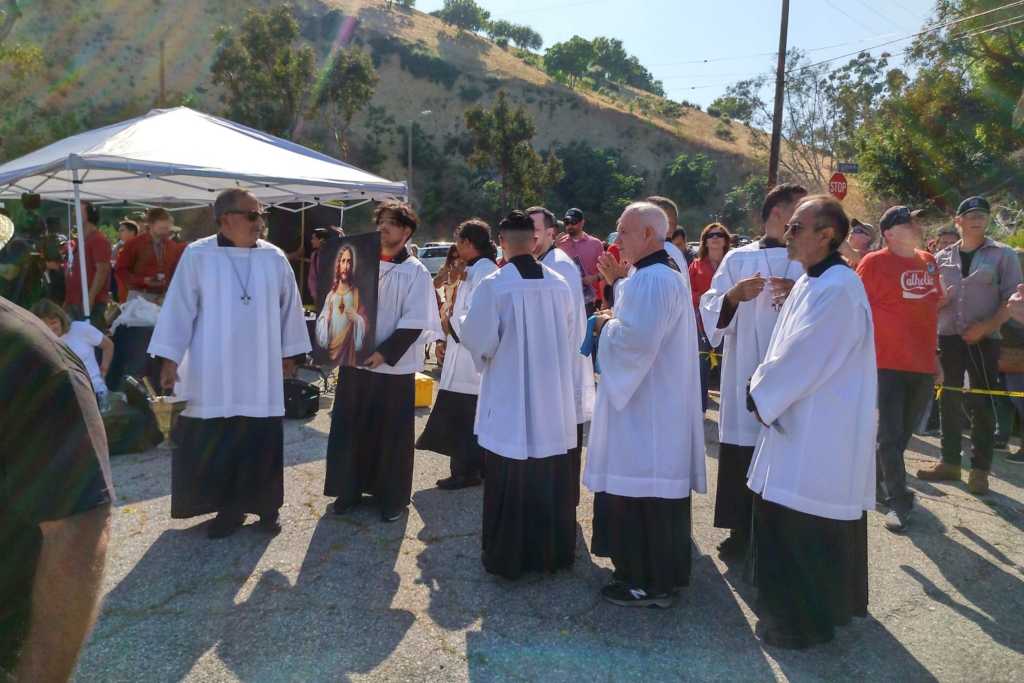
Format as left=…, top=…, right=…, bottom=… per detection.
left=829, top=172, right=848, bottom=201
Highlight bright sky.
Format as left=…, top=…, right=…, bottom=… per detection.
left=416, top=0, right=939, bottom=107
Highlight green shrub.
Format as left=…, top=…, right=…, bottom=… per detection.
left=714, top=121, right=736, bottom=141
left=459, top=85, right=483, bottom=102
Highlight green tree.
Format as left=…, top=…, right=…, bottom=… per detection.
left=544, top=36, right=598, bottom=89
left=437, top=0, right=491, bottom=37
left=720, top=175, right=768, bottom=231
left=590, top=37, right=663, bottom=95
left=385, top=0, right=415, bottom=9
left=486, top=20, right=543, bottom=51
left=210, top=5, right=316, bottom=139
left=314, top=47, right=379, bottom=159
left=464, top=88, right=557, bottom=212
left=663, top=152, right=718, bottom=205
left=549, top=142, right=646, bottom=228
left=0, top=41, right=42, bottom=160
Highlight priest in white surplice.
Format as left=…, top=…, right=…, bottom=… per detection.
left=415, top=219, right=499, bottom=490
left=698, top=183, right=807, bottom=560
left=528, top=206, right=595, bottom=504
left=584, top=202, right=707, bottom=609
left=460, top=210, right=579, bottom=580
left=324, top=202, right=443, bottom=523
left=745, top=195, right=875, bottom=650
left=149, top=188, right=311, bottom=539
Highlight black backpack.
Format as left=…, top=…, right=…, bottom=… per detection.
left=284, top=378, right=320, bottom=419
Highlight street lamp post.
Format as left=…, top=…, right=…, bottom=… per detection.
left=407, top=110, right=432, bottom=204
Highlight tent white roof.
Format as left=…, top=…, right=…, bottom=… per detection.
left=0, top=107, right=407, bottom=209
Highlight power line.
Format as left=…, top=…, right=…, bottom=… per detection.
left=822, top=0, right=885, bottom=35
left=648, top=32, right=901, bottom=68
left=849, top=0, right=911, bottom=32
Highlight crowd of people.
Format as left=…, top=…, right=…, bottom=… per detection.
left=5, top=180, right=1024, bottom=679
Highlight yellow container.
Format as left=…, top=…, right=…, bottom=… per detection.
left=415, top=372, right=434, bottom=408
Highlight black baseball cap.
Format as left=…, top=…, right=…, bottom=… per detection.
left=564, top=208, right=585, bottom=223
left=879, top=206, right=923, bottom=233
left=957, top=196, right=990, bottom=216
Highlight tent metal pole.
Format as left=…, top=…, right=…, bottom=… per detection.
left=72, top=167, right=91, bottom=317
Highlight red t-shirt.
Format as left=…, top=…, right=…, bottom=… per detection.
left=856, top=247, right=941, bottom=374
left=64, top=229, right=112, bottom=306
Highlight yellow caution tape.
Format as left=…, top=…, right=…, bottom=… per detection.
left=935, top=385, right=1024, bottom=399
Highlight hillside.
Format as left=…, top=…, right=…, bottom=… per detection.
left=3, top=0, right=770, bottom=236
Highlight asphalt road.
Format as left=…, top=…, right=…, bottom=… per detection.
left=75, top=377, right=1024, bottom=682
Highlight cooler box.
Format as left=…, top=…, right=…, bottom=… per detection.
left=415, top=372, right=434, bottom=408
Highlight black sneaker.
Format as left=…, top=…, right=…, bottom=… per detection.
left=763, top=619, right=833, bottom=650
left=1006, top=449, right=1024, bottom=465
left=381, top=506, right=407, bottom=522
left=716, top=531, right=748, bottom=560
left=258, top=512, right=282, bottom=533
left=883, top=507, right=910, bottom=533
left=600, top=583, right=673, bottom=608
left=207, top=512, right=245, bottom=539
left=994, top=437, right=1010, bottom=451
left=435, top=475, right=483, bottom=490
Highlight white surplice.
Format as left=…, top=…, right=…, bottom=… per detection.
left=541, top=247, right=595, bottom=423
left=584, top=255, right=707, bottom=499
left=439, top=257, right=499, bottom=394
left=460, top=262, right=578, bottom=460
left=370, top=253, right=444, bottom=376
left=148, top=236, right=311, bottom=419
left=699, top=242, right=805, bottom=447
left=747, top=259, right=876, bottom=521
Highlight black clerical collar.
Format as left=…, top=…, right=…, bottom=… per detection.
left=634, top=248, right=678, bottom=272
left=759, top=236, right=785, bottom=249
left=384, top=246, right=410, bottom=264
left=806, top=250, right=848, bottom=277
left=217, top=232, right=257, bottom=248
left=467, top=255, right=484, bottom=267
left=508, top=253, right=543, bottom=279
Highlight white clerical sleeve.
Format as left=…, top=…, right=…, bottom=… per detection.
left=398, top=266, right=444, bottom=343
left=700, top=253, right=741, bottom=348
left=148, top=247, right=199, bottom=365
left=749, top=285, right=862, bottom=426
left=597, top=275, right=672, bottom=411
left=278, top=258, right=313, bottom=357
left=460, top=279, right=500, bottom=374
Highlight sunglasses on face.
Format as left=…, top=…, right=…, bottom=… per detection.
left=564, top=219, right=581, bottom=226
left=706, top=232, right=726, bottom=239
left=224, top=209, right=268, bottom=222
left=852, top=227, right=869, bottom=236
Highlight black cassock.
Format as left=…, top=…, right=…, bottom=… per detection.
left=713, top=443, right=756, bottom=532
left=416, top=388, right=485, bottom=477
left=171, top=416, right=284, bottom=518
left=746, top=495, right=868, bottom=639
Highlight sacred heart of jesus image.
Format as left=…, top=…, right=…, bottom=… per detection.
left=313, top=231, right=381, bottom=368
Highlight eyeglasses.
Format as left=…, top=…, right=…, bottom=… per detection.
left=706, top=232, right=727, bottom=239
left=564, top=219, right=581, bottom=226
left=851, top=227, right=869, bottom=236
left=223, top=209, right=268, bottom=222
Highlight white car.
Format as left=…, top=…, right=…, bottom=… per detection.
left=417, top=243, right=453, bottom=276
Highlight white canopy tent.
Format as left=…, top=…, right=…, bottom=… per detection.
left=0, top=107, right=408, bottom=314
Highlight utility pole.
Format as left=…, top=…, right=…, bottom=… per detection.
left=767, top=0, right=790, bottom=190
left=159, top=40, right=166, bottom=108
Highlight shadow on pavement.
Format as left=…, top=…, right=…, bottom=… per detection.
left=217, top=510, right=414, bottom=681
left=77, top=525, right=273, bottom=682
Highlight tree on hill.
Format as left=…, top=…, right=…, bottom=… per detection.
left=662, top=152, right=717, bottom=206
left=314, top=47, right=379, bottom=159
left=544, top=36, right=598, bottom=89
left=548, top=142, right=646, bottom=228
left=385, top=0, right=415, bottom=9
left=464, top=88, right=561, bottom=212
left=487, top=20, right=543, bottom=51
left=210, top=5, right=316, bottom=140
left=590, top=37, right=664, bottom=96
left=436, top=0, right=491, bottom=37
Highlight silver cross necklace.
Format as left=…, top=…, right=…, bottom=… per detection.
left=225, top=247, right=254, bottom=305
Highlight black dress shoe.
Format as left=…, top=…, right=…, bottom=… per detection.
left=258, top=512, right=282, bottom=533
left=763, top=619, right=834, bottom=650
left=716, top=531, right=748, bottom=560
left=381, top=506, right=407, bottom=522
left=331, top=498, right=355, bottom=515
left=207, top=512, right=245, bottom=539
left=436, top=475, right=483, bottom=490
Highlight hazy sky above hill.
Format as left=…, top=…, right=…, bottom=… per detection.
left=417, top=0, right=938, bottom=107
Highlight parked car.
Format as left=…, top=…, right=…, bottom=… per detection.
left=417, top=243, right=453, bottom=276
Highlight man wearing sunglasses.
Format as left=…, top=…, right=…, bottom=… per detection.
left=556, top=208, right=605, bottom=316
left=919, top=196, right=1024, bottom=495
left=149, top=188, right=311, bottom=539
left=838, top=219, right=876, bottom=267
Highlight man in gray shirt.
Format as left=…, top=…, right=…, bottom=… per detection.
left=919, top=197, right=1024, bottom=495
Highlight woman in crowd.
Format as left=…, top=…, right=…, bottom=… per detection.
left=417, top=220, right=499, bottom=490
left=689, top=223, right=731, bottom=412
